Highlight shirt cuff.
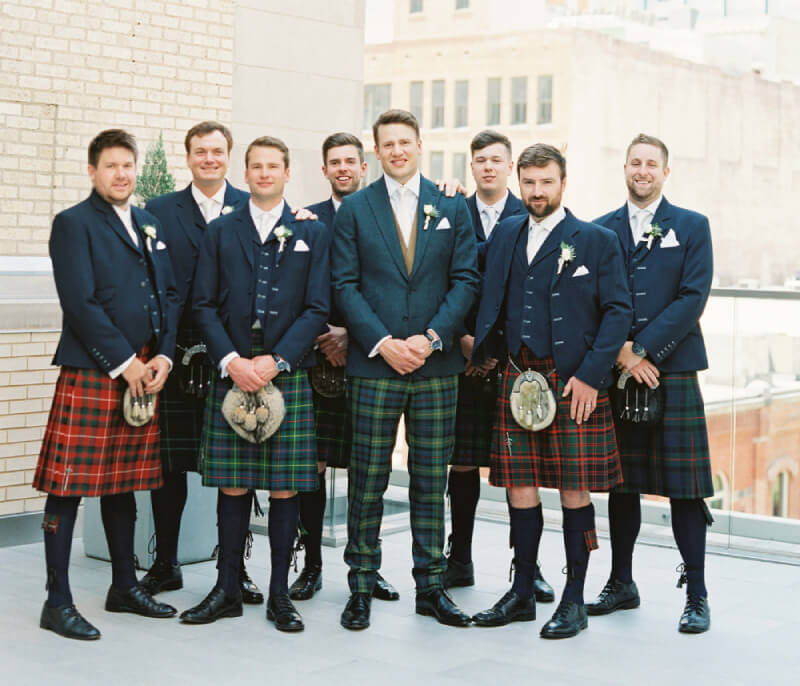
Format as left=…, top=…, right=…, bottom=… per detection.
left=369, top=335, right=391, bottom=358
left=219, top=351, right=239, bottom=378
left=109, top=354, right=136, bottom=380
left=156, top=354, right=173, bottom=371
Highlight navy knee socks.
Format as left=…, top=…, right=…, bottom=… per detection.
left=448, top=469, right=481, bottom=565
left=42, top=494, right=80, bottom=608
left=150, top=470, right=188, bottom=565
left=509, top=503, right=543, bottom=599
left=297, top=472, right=326, bottom=568
left=215, top=492, right=251, bottom=596
left=670, top=498, right=709, bottom=597
left=608, top=492, right=641, bottom=584
left=562, top=504, right=598, bottom=605
left=268, top=495, right=300, bottom=597
left=100, top=492, right=138, bottom=592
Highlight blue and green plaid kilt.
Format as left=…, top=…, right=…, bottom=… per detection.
left=613, top=372, right=712, bottom=499
left=310, top=384, right=351, bottom=468
left=452, top=371, right=499, bottom=467
left=198, top=334, right=317, bottom=492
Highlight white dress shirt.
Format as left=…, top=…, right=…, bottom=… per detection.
left=384, top=171, right=420, bottom=247
left=627, top=195, right=662, bottom=244
left=191, top=182, right=227, bottom=223
left=527, top=205, right=566, bottom=264
left=475, top=190, right=509, bottom=239
left=331, top=196, right=341, bottom=212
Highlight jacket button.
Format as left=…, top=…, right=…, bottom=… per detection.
left=143, top=305, right=148, bottom=311
left=140, top=281, right=146, bottom=287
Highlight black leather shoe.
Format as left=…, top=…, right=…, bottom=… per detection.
left=416, top=588, right=471, bottom=627
left=180, top=587, right=243, bottom=624
left=239, top=564, right=264, bottom=605
left=678, top=594, right=710, bottom=634
left=267, top=594, right=304, bottom=632
left=40, top=603, right=100, bottom=641
left=139, top=559, right=183, bottom=595
left=473, top=590, right=535, bottom=627
left=289, top=564, right=322, bottom=600
left=534, top=563, right=555, bottom=603
left=372, top=572, right=400, bottom=601
left=540, top=599, right=589, bottom=639
left=586, top=578, right=640, bottom=616
left=443, top=557, right=475, bottom=589
left=105, top=585, right=177, bottom=618
left=341, top=592, right=372, bottom=630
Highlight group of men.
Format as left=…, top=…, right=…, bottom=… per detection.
left=34, top=108, right=714, bottom=643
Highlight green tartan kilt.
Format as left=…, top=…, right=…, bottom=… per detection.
left=613, top=372, right=713, bottom=499
left=310, top=383, right=351, bottom=468
left=451, top=372, right=499, bottom=467
left=158, top=372, right=204, bottom=473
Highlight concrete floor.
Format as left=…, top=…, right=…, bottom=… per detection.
left=1, top=518, right=798, bottom=686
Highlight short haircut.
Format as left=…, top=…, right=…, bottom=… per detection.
left=372, top=109, right=420, bottom=145
left=517, top=143, right=566, bottom=180
left=184, top=121, right=233, bottom=153
left=322, top=132, right=365, bottom=164
left=626, top=133, right=669, bottom=167
left=88, top=129, right=137, bottom=167
left=245, top=135, right=290, bottom=168
left=470, top=129, right=512, bottom=157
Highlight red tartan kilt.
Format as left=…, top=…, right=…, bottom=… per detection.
left=34, top=365, right=164, bottom=497
left=489, top=349, right=623, bottom=491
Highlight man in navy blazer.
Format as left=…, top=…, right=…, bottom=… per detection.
left=446, top=129, right=554, bottom=602
left=141, top=121, right=263, bottom=605
left=332, top=109, right=479, bottom=630
left=587, top=134, right=715, bottom=634
left=470, top=144, right=631, bottom=638
left=35, top=129, right=179, bottom=640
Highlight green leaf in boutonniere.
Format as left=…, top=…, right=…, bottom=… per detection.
left=557, top=241, right=575, bottom=275
left=422, top=203, right=440, bottom=231
left=274, top=225, right=293, bottom=253
left=644, top=223, right=663, bottom=250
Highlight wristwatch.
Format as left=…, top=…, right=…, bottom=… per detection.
left=272, top=354, right=290, bottom=373
left=424, top=331, right=443, bottom=353
left=631, top=341, right=647, bottom=358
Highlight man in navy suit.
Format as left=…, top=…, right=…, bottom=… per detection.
left=183, top=136, right=329, bottom=632
left=587, top=134, right=715, bottom=634
left=446, top=130, right=553, bottom=604
left=332, top=109, right=479, bottom=630
left=470, top=144, right=631, bottom=638
left=34, top=129, right=179, bottom=640
left=141, top=121, right=264, bottom=605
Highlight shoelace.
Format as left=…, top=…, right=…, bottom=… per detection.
left=683, top=594, right=705, bottom=614
left=676, top=562, right=688, bottom=589
left=551, top=599, right=574, bottom=621
left=597, top=579, right=618, bottom=601
left=272, top=594, right=296, bottom=614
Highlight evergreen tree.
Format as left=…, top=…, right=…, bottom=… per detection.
left=135, top=131, right=175, bottom=205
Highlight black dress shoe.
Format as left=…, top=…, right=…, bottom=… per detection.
left=473, top=590, right=535, bottom=627
left=289, top=564, right=322, bottom=600
left=586, top=578, right=640, bottom=616
left=340, top=592, right=371, bottom=631
left=40, top=603, right=100, bottom=641
left=372, top=572, right=400, bottom=601
left=678, top=594, right=710, bottom=634
left=267, top=594, right=304, bottom=632
left=443, top=558, right=475, bottom=589
left=139, top=559, right=183, bottom=595
left=534, top=563, right=555, bottom=603
left=180, top=587, right=243, bottom=624
left=105, top=585, right=177, bottom=618
left=540, top=599, right=589, bottom=639
left=239, top=564, right=264, bottom=605
left=416, top=588, right=471, bottom=627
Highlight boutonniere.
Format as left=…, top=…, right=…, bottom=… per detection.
left=142, top=224, right=157, bottom=252
left=422, top=204, right=440, bottom=231
left=221, top=205, right=233, bottom=215
left=644, top=223, right=663, bottom=250
left=274, top=225, right=293, bottom=253
left=557, top=241, right=575, bottom=275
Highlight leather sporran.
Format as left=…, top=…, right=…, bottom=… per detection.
left=610, top=371, right=665, bottom=425
left=509, top=368, right=557, bottom=432
left=310, top=357, right=346, bottom=398
left=221, top=383, right=285, bottom=443
left=122, top=388, right=157, bottom=426
left=177, top=343, right=213, bottom=399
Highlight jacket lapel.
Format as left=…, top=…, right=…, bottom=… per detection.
left=365, top=178, right=409, bottom=280
left=175, top=184, right=205, bottom=249
left=409, top=178, right=438, bottom=280
left=91, top=191, right=141, bottom=255
left=548, top=213, right=573, bottom=290
left=234, top=208, right=256, bottom=269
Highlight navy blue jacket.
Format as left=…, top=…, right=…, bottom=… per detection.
left=473, top=209, right=632, bottom=389
left=594, top=197, right=713, bottom=372
left=306, top=198, right=345, bottom=329
left=331, top=175, right=479, bottom=378
left=145, top=182, right=249, bottom=333
left=49, top=190, right=178, bottom=372
left=192, top=202, right=330, bottom=371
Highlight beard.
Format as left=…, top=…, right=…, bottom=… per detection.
left=524, top=194, right=561, bottom=219
left=626, top=176, right=661, bottom=204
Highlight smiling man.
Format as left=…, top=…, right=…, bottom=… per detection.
left=331, top=110, right=479, bottom=630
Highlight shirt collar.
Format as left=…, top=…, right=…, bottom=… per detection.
left=191, top=181, right=227, bottom=210
left=627, top=194, right=662, bottom=223
left=249, top=198, right=285, bottom=234
left=331, top=196, right=342, bottom=212
left=384, top=171, right=421, bottom=201
left=112, top=203, right=133, bottom=228
left=475, top=189, right=509, bottom=216
left=528, top=205, right=566, bottom=233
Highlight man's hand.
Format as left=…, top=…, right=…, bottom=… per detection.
left=562, top=376, right=599, bottom=425
left=436, top=178, right=467, bottom=197
left=253, top=355, right=279, bottom=384
left=316, top=324, right=348, bottom=367
left=292, top=207, right=317, bottom=221
left=405, top=334, right=433, bottom=362
left=629, top=358, right=660, bottom=389
left=227, top=357, right=265, bottom=392
left=122, top=358, right=149, bottom=398
left=144, top=356, right=170, bottom=394
left=379, top=338, right=425, bottom=375
left=617, top=341, right=644, bottom=372
left=460, top=334, right=474, bottom=361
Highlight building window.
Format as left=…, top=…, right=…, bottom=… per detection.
left=410, top=0, right=423, bottom=14
left=487, top=77, right=501, bottom=125
left=772, top=472, right=790, bottom=517
left=537, top=75, right=553, bottom=125
left=431, top=80, right=445, bottom=129
left=454, top=80, right=468, bottom=128
left=452, top=152, right=466, bottom=184
left=429, top=151, right=444, bottom=181
left=365, top=152, right=381, bottom=184
left=409, top=81, right=424, bottom=126
left=511, top=76, right=527, bottom=125
left=363, top=84, right=391, bottom=130
left=456, top=0, right=470, bottom=9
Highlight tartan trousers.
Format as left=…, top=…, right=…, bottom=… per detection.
left=345, top=374, right=458, bottom=594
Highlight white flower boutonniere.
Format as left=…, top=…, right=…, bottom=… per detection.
left=422, top=204, right=440, bottom=231
left=221, top=205, right=233, bottom=215
left=644, top=223, right=663, bottom=250
left=557, top=241, right=576, bottom=275
left=142, top=224, right=157, bottom=252
left=274, top=225, right=293, bottom=253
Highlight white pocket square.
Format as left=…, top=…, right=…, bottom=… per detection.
left=293, top=239, right=310, bottom=252
left=436, top=217, right=451, bottom=230
left=659, top=229, right=680, bottom=248
left=572, top=265, right=590, bottom=277
left=155, top=240, right=167, bottom=250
